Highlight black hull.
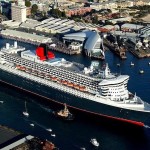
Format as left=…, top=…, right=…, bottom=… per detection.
left=0, top=69, right=150, bottom=126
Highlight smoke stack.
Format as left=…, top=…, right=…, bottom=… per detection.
left=36, top=43, right=55, bottom=60
left=36, top=47, right=46, bottom=61
left=39, top=43, right=48, bottom=57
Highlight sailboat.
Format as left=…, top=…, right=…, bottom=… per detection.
left=23, top=101, right=29, bottom=117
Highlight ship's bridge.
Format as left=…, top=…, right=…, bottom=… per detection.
left=98, top=75, right=129, bottom=101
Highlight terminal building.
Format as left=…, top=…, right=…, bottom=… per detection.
left=63, top=30, right=105, bottom=59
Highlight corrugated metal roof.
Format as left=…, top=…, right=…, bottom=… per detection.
left=84, top=32, right=102, bottom=53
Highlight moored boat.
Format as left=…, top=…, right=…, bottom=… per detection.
left=139, top=70, right=144, bottom=74
left=90, top=138, right=99, bottom=147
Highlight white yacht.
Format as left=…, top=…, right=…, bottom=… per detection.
left=130, top=62, right=134, bottom=66
left=90, top=138, right=99, bottom=147
left=23, top=101, right=29, bottom=117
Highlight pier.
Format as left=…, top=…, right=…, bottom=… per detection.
left=125, top=41, right=150, bottom=58
left=48, top=41, right=81, bottom=55
left=0, top=29, right=52, bottom=46
left=104, top=39, right=127, bottom=59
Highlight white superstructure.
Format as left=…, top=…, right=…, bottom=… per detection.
left=1, top=41, right=25, bottom=54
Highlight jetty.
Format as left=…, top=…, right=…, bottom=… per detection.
left=48, top=41, right=81, bottom=55
left=125, top=39, right=150, bottom=58
left=104, top=39, right=127, bottom=59
left=0, top=29, right=52, bottom=46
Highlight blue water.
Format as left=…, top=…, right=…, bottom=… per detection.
left=0, top=38, right=150, bottom=150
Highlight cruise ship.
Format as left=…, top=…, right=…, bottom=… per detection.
left=0, top=41, right=150, bottom=126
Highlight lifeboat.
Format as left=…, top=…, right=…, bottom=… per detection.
left=51, top=76, right=57, bottom=81
left=79, top=86, right=86, bottom=91
left=67, top=82, right=74, bottom=87
left=64, top=81, right=68, bottom=85
left=74, top=84, right=80, bottom=89
left=25, top=68, right=31, bottom=73
left=45, top=75, right=50, bottom=79
left=20, top=66, right=26, bottom=71
left=16, top=65, right=21, bottom=69
left=37, top=72, right=44, bottom=77
left=57, top=79, right=62, bottom=83
left=62, top=80, right=68, bottom=85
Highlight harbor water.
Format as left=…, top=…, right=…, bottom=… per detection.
left=0, top=38, right=150, bottom=150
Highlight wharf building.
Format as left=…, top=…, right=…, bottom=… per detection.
left=11, top=0, right=26, bottom=22
left=0, top=29, right=52, bottom=45
left=19, top=17, right=99, bottom=34
left=63, top=30, right=105, bottom=58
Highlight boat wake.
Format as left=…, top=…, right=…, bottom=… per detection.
left=39, top=105, right=53, bottom=113
left=0, top=101, right=4, bottom=104
left=144, top=125, right=150, bottom=129
left=23, top=118, right=52, bottom=131
left=73, top=144, right=86, bottom=150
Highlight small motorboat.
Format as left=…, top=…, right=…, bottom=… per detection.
left=148, top=62, right=150, bottom=65
left=0, top=101, right=4, bottom=104
left=23, top=101, right=29, bottom=117
left=117, top=63, right=120, bottom=67
left=55, top=103, right=74, bottom=121
left=80, top=147, right=86, bottom=150
left=90, top=138, right=99, bottom=147
left=130, top=62, right=134, bottom=66
left=46, top=128, right=52, bottom=132
left=30, top=123, right=34, bottom=127
left=51, top=134, right=56, bottom=137
left=23, top=111, right=29, bottom=117
left=139, top=70, right=144, bottom=74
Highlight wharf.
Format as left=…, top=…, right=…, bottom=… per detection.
left=128, top=49, right=150, bottom=58
left=0, top=34, right=39, bottom=45
left=125, top=42, right=150, bottom=58
left=90, top=53, right=105, bottom=60
left=48, top=42, right=80, bottom=55
left=104, top=39, right=127, bottom=59
left=0, top=29, right=52, bottom=46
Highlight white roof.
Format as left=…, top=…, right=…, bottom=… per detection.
left=121, top=23, right=143, bottom=30
left=20, top=22, right=37, bottom=29
left=1, top=29, right=51, bottom=42
left=99, top=75, right=129, bottom=86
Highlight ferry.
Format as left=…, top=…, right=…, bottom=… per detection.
left=0, top=42, right=150, bottom=126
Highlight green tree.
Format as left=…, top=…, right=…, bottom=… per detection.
left=92, top=15, right=98, bottom=24
left=31, top=4, right=38, bottom=14
left=61, top=11, right=66, bottom=18
left=25, top=0, right=31, bottom=7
